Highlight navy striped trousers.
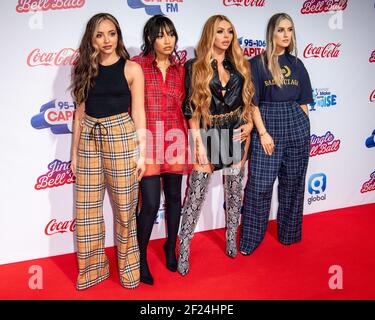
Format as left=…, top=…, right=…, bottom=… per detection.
left=240, top=101, right=310, bottom=254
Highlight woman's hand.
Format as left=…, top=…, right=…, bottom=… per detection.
left=70, top=154, right=77, bottom=176
left=260, top=131, right=275, bottom=156
left=136, top=157, right=146, bottom=181
left=195, top=140, right=209, bottom=166
left=234, top=122, right=253, bottom=142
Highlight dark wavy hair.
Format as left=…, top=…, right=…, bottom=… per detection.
left=141, top=15, right=179, bottom=57
left=71, top=13, right=129, bottom=104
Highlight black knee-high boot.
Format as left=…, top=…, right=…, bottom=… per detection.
left=137, top=176, right=161, bottom=285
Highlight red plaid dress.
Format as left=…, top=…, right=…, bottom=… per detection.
left=132, top=53, right=191, bottom=176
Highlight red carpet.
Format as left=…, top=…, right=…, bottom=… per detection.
left=1, top=204, right=374, bottom=300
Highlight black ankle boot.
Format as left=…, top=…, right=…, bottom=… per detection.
left=140, top=255, right=154, bottom=285
left=163, top=241, right=177, bottom=272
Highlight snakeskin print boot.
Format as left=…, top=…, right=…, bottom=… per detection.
left=224, top=167, right=244, bottom=258
left=177, top=170, right=211, bottom=276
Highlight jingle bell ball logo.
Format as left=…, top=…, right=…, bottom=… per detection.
left=369, top=50, right=375, bottom=63
left=223, top=0, right=266, bottom=7
left=127, top=0, right=184, bottom=15
left=361, top=171, right=375, bottom=193
left=309, top=88, right=337, bottom=112
left=238, top=37, right=266, bottom=59
left=300, top=0, right=348, bottom=14
left=307, top=173, right=327, bottom=205
left=31, top=99, right=75, bottom=134
left=304, top=43, right=341, bottom=59
left=310, top=131, right=341, bottom=157
left=16, top=0, right=86, bottom=13
left=45, top=218, right=76, bottom=236
left=35, top=159, right=75, bottom=190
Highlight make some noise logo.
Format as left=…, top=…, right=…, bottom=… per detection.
left=223, top=0, right=266, bottom=7
left=307, top=173, right=327, bottom=205
left=300, top=0, right=348, bottom=14
left=127, top=0, right=184, bottom=15
left=16, top=0, right=85, bottom=12
left=31, top=99, right=75, bottom=134
left=35, top=159, right=75, bottom=190
left=304, top=43, right=341, bottom=59
left=27, top=48, right=79, bottom=67
left=310, top=131, right=341, bottom=157
left=238, top=37, right=266, bottom=59
left=361, top=171, right=375, bottom=193
left=45, top=218, right=76, bottom=236
left=309, top=88, right=337, bottom=112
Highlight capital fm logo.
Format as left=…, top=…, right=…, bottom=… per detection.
left=300, top=0, right=348, bottom=14
left=127, top=0, right=184, bottom=15
left=309, top=88, right=337, bottom=112
left=304, top=43, right=341, bottom=59
left=238, top=37, right=266, bottom=59
left=365, top=130, right=375, bottom=148
left=154, top=202, right=165, bottom=224
left=307, top=173, right=327, bottom=205
left=361, top=171, right=375, bottom=193
left=45, top=218, right=76, bottom=236
left=310, top=131, right=341, bottom=157
left=223, top=0, right=266, bottom=7
left=27, top=48, right=79, bottom=67
left=16, top=0, right=86, bottom=13
left=35, top=159, right=75, bottom=190
left=31, top=99, right=75, bottom=134
left=370, top=89, right=375, bottom=103
left=369, top=50, right=375, bottom=63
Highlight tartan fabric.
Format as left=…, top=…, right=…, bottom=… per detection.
left=240, top=101, right=310, bottom=254
left=132, top=53, right=191, bottom=176
left=75, top=112, right=140, bottom=290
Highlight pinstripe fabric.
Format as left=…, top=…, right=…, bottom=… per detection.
left=75, top=112, right=140, bottom=290
left=240, top=101, right=310, bottom=254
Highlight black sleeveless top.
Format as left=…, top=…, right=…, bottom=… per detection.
left=85, top=57, right=131, bottom=118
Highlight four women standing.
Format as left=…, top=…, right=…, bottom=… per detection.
left=71, top=12, right=312, bottom=289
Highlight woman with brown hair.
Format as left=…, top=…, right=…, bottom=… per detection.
left=177, top=15, right=254, bottom=276
left=70, top=13, right=146, bottom=290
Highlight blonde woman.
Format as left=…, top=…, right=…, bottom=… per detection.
left=178, top=15, right=254, bottom=276
left=240, top=13, right=313, bottom=255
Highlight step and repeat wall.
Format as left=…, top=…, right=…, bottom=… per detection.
left=0, top=0, right=374, bottom=264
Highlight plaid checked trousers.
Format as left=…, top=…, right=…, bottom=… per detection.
left=75, top=112, right=140, bottom=290
left=240, top=101, right=310, bottom=254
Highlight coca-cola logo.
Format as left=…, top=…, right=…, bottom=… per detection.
left=369, top=50, right=375, bottom=63
left=361, top=171, right=375, bottom=193
left=301, top=0, right=348, bottom=14
left=303, top=43, right=341, bottom=58
left=45, top=218, right=76, bottom=235
left=370, top=90, right=375, bottom=103
left=35, top=159, right=75, bottom=190
left=223, top=0, right=265, bottom=7
left=16, top=0, right=85, bottom=13
left=27, top=48, right=79, bottom=67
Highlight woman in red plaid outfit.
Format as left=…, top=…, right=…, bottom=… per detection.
left=132, top=15, right=190, bottom=285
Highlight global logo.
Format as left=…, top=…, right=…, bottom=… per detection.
left=238, top=37, right=266, bottom=59
left=365, top=130, right=375, bottom=148
left=309, top=88, right=337, bottom=112
left=307, top=173, right=327, bottom=205
left=127, top=0, right=184, bottom=15
left=31, top=99, right=76, bottom=134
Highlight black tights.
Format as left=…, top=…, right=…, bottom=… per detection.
left=137, top=173, right=183, bottom=261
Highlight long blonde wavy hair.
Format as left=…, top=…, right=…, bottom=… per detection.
left=190, top=15, right=254, bottom=129
left=262, top=13, right=297, bottom=87
left=71, top=13, right=130, bottom=105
